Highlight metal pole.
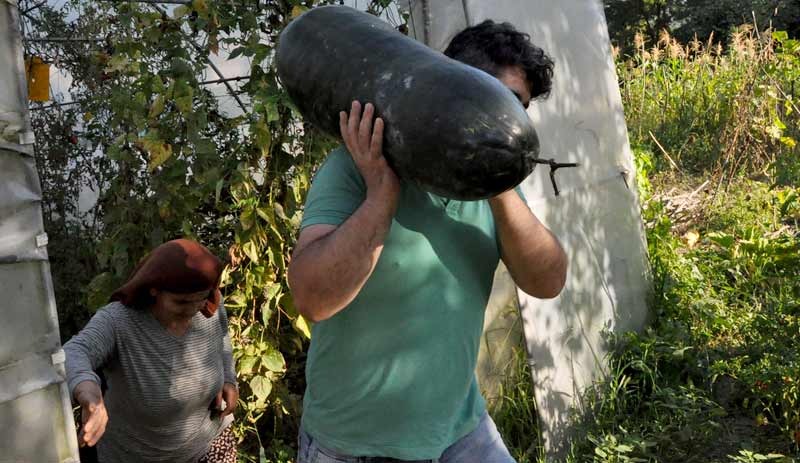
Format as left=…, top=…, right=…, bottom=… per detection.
left=460, top=0, right=470, bottom=26
left=421, top=0, right=431, bottom=46
left=199, top=75, right=250, bottom=85
left=96, top=0, right=192, bottom=4
left=24, top=37, right=105, bottom=43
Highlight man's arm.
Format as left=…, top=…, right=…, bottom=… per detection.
left=489, top=189, right=567, bottom=298
left=288, top=101, right=400, bottom=322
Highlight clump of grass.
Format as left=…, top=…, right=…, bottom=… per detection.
left=618, top=28, right=800, bottom=185
left=489, top=346, right=545, bottom=463
left=567, top=166, right=799, bottom=461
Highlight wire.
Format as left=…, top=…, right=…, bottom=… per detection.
left=95, top=0, right=192, bottom=4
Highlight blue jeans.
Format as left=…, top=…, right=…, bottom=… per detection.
left=297, top=412, right=516, bottom=463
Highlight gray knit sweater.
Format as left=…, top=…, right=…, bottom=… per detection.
left=64, top=301, right=237, bottom=463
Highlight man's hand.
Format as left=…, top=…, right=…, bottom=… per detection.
left=339, top=101, right=400, bottom=212
left=74, top=380, right=108, bottom=448
left=214, top=382, right=239, bottom=418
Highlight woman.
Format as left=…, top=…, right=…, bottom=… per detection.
left=64, top=239, right=239, bottom=463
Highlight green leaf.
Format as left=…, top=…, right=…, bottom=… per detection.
left=708, top=232, right=735, bottom=249
left=274, top=203, right=288, bottom=221
left=260, top=301, right=273, bottom=326
left=772, top=30, right=788, bottom=42
left=249, top=375, right=272, bottom=401
left=256, top=206, right=273, bottom=223
left=262, top=349, right=285, bottom=372
left=148, top=95, right=165, bottom=119
left=291, top=5, right=308, bottom=19
left=228, top=46, right=246, bottom=60
left=173, top=5, right=191, bottom=18
left=293, top=315, right=312, bottom=339
left=170, top=59, right=194, bottom=79
left=191, top=0, right=208, bottom=14
left=243, top=240, right=259, bottom=263
left=138, top=138, right=173, bottom=172
left=215, top=179, right=224, bottom=204
left=264, top=99, right=280, bottom=123
left=238, top=355, right=257, bottom=376
left=86, top=272, right=116, bottom=311
left=266, top=282, right=281, bottom=302
left=194, top=138, right=216, bottom=156
left=226, top=292, right=247, bottom=307
left=105, top=54, right=129, bottom=73
left=672, top=346, right=692, bottom=358
left=175, top=96, right=193, bottom=114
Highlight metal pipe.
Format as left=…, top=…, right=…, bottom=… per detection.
left=421, top=0, right=431, bottom=46
left=199, top=75, right=250, bottom=85
left=96, top=0, right=191, bottom=4
left=460, top=0, right=471, bottom=26
left=24, top=37, right=104, bottom=42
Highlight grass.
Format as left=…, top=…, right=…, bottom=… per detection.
left=489, top=347, right=546, bottom=463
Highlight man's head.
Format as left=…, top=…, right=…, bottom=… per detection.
left=444, top=20, right=554, bottom=109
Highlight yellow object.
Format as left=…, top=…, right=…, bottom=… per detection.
left=25, top=57, right=50, bottom=102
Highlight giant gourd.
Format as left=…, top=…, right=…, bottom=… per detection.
left=276, top=5, right=539, bottom=200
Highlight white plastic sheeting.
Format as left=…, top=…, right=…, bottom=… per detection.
left=0, top=1, right=81, bottom=461
left=404, top=0, right=651, bottom=457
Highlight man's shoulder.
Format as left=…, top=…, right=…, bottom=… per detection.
left=310, top=145, right=364, bottom=191
left=320, top=145, right=356, bottom=172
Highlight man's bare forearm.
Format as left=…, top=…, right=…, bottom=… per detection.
left=288, top=197, right=394, bottom=322
left=489, top=191, right=567, bottom=298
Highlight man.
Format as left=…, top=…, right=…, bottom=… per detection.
left=288, top=19, right=567, bottom=463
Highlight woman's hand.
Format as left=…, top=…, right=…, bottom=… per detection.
left=214, top=382, right=239, bottom=417
left=73, top=380, right=108, bottom=447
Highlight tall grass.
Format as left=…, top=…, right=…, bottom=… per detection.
left=618, top=28, right=800, bottom=184
left=489, top=347, right=545, bottom=463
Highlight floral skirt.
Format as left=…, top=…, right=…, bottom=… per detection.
left=198, top=426, right=237, bottom=463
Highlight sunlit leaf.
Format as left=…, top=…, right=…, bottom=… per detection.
left=249, top=375, right=272, bottom=401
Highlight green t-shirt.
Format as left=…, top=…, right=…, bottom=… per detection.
left=300, top=146, right=521, bottom=460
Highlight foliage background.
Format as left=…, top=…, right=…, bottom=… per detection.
left=19, top=0, right=800, bottom=461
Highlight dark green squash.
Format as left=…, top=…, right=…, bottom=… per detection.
left=276, top=5, right=539, bottom=200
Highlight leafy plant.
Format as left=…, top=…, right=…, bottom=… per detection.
left=23, top=0, right=402, bottom=460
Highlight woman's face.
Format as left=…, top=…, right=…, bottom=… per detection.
left=151, top=289, right=210, bottom=318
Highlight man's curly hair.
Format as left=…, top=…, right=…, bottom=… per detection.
left=444, top=20, right=554, bottom=100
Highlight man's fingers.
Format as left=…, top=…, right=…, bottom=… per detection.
left=339, top=111, right=348, bottom=140
left=370, top=117, right=384, bottom=157
left=339, top=110, right=357, bottom=155
left=214, top=391, right=223, bottom=410
left=347, top=100, right=361, bottom=145
left=359, top=103, right=374, bottom=153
